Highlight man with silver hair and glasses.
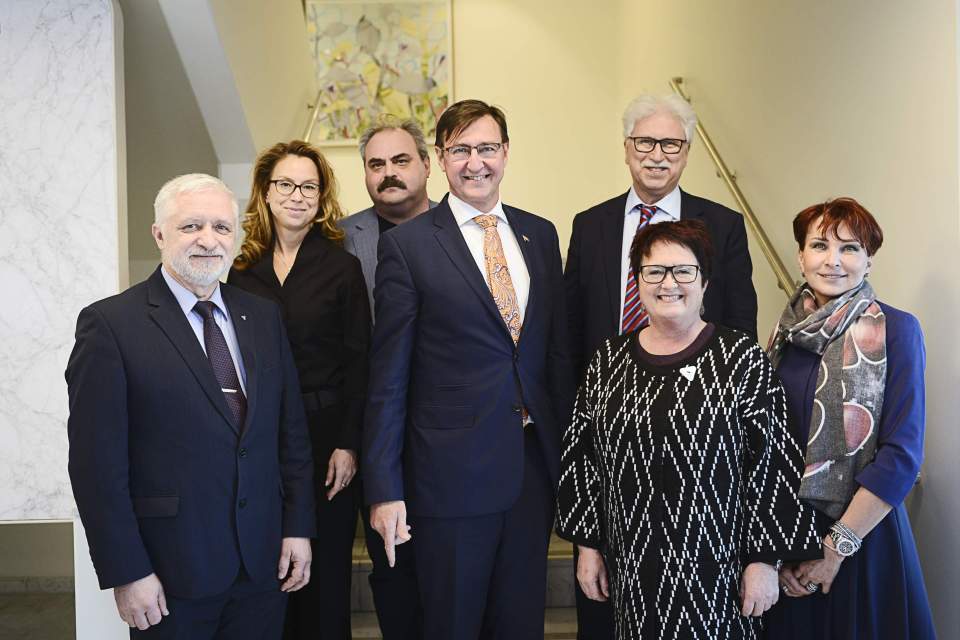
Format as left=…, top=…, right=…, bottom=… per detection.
left=563, top=94, right=759, bottom=638
left=66, top=174, right=315, bottom=638
left=339, top=117, right=435, bottom=639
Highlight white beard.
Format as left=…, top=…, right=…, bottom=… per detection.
left=168, top=251, right=227, bottom=289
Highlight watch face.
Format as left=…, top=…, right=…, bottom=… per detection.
left=837, top=539, right=855, bottom=555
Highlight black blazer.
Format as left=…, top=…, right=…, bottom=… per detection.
left=362, top=197, right=576, bottom=518
left=564, top=189, right=758, bottom=378
left=228, top=226, right=370, bottom=453
left=66, top=268, right=316, bottom=599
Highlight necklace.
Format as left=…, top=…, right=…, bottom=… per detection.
left=273, top=246, right=296, bottom=283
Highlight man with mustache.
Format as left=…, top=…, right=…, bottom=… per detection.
left=563, top=93, right=759, bottom=638
left=339, top=118, right=434, bottom=640
left=341, top=117, right=436, bottom=315
left=66, top=174, right=315, bottom=638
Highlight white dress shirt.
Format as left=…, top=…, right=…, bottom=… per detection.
left=448, top=193, right=531, bottom=322
left=618, top=186, right=682, bottom=331
left=161, top=265, right=247, bottom=393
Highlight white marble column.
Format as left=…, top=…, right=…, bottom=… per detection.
left=0, top=1, right=126, bottom=637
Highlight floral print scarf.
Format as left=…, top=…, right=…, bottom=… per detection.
left=767, top=281, right=886, bottom=519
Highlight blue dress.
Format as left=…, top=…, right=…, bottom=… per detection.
left=763, top=302, right=936, bottom=639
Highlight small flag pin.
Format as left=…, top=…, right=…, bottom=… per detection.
left=240, top=315, right=247, bottom=320
left=522, top=235, right=530, bottom=242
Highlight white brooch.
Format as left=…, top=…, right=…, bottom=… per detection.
left=679, top=365, right=696, bottom=381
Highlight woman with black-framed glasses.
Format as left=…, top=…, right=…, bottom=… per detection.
left=229, top=140, right=369, bottom=640
left=557, top=219, right=821, bottom=639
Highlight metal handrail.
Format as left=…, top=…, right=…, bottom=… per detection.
left=669, top=77, right=795, bottom=296
left=302, top=90, right=324, bottom=142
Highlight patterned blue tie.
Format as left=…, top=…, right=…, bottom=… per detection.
left=194, top=301, right=247, bottom=428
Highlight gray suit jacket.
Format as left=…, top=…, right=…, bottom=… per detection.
left=339, top=202, right=437, bottom=315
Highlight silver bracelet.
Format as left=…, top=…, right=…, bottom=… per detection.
left=828, top=521, right=862, bottom=557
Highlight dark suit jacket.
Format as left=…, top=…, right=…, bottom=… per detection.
left=66, top=267, right=316, bottom=599
left=362, top=197, right=575, bottom=518
left=228, top=226, right=370, bottom=454
left=339, top=201, right=438, bottom=316
left=564, top=189, right=758, bottom=378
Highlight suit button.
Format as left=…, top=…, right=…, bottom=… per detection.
left=239, top=448, right=247, bottom=458
left=512, top=405, right=522, bottom=414
left=239, top=498, right=247, bottom=509
left=513, top=352, right=519, bottom=362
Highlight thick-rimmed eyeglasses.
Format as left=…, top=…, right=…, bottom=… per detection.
left=442, top=142, right=504, bottom=161
left=638, top=264, right=700, bottom=284
left=270, top=179, right=320, bottom=199
left=627, top=137, right=686, bottom=155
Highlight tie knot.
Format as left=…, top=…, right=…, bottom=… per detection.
left=193, top=300, right=217, bottom=321
left=474, top=214, right=499, bottom=230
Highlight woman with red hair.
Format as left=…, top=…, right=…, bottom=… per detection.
left=764, top=198, right=935, bottom=638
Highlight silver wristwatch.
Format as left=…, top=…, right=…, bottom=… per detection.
left=828, top=522, right=862, bottom=557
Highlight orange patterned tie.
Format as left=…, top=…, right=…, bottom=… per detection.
left=474, top=214, right=522, bottom=343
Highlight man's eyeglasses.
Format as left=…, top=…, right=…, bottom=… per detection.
left=638, top=264, right=700, bottom=284
left=442, top=142, right=504, bottom=161
left=270, top=179, right=320, bottom=199
left=627, top=137, right=686, bottom=155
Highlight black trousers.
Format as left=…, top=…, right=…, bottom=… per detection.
left=131, top=570, right=287, bottom=640
left=412, top=426, right=554, bottom=640
left=361, top=498, right=423, bottom=639
left=283, top=421, right=359, bottom=640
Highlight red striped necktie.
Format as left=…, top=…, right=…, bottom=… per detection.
left=621, top=205, right=657, bottom=334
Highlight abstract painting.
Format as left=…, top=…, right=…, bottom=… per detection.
left=304, top=0, right=453, bottom=145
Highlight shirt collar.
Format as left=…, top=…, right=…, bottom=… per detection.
left=448, top=192, right=507, bottom=228
left=625, top=185, right=681, bottom=220
left=160, top=265, right=229, bottom=319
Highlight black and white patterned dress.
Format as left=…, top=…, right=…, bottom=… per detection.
left=556, top=327, right=820, bottom=640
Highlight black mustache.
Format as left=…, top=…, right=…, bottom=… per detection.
left=378, top=176, right=407, bottom=192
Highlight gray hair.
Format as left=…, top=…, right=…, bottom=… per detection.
left=622, top=94, right=698, bottom=143
left=358, top=116, right=430, bottom=162
left=153, top=173, right=239, bottom=226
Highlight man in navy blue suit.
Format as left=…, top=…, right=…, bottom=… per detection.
left=66, top=174, right=316, bottom=638
left=363, top=100, right=575, bottom=639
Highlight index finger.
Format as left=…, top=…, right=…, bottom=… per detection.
left=384, top=531, right=396, bottom=567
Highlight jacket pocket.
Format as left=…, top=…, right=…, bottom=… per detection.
left=412, top=404, right=475, bottom=430
left=132, top=496, right=179, bottom=518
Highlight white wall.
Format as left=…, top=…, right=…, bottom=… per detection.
left=0, top=0, right=124, bottom=521
left=118, top=0, right=220, bottom=286
left=0, top=0, right=128, bottom=637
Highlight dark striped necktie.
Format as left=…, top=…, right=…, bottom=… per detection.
left=193, top=301, right=247, bottom=428
left=621, top=205, right=657, bottom=334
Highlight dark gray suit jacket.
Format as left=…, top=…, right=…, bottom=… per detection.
left=339, top=202, right=437, bottom=315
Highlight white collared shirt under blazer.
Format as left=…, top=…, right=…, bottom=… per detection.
left=556, top=327, right=821, bottom=640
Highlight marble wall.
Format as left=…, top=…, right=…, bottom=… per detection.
left=0, top=0, right=122, bottom=521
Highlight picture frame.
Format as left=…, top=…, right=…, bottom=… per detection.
left=303, top=0, right=454, bottom=146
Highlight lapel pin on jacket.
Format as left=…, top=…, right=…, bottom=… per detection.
left=240, top=315, right=247, bottom=321
left=522, top=234, right=530, bottom=243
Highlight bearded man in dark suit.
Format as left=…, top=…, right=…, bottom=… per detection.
left=66, top=174, right=315, bottom=638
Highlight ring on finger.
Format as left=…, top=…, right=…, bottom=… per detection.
left=781, top=583, right=790, bottom=593
left=805, top=582, right=819, bottom=593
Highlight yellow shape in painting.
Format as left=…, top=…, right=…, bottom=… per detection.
left=331, top=40, right=355, bottom=60
left=379, top=89, right=412, bottom=118
left=359, top=60, right=381, bottom=91
left=399, top=16, right=424, bottom=38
